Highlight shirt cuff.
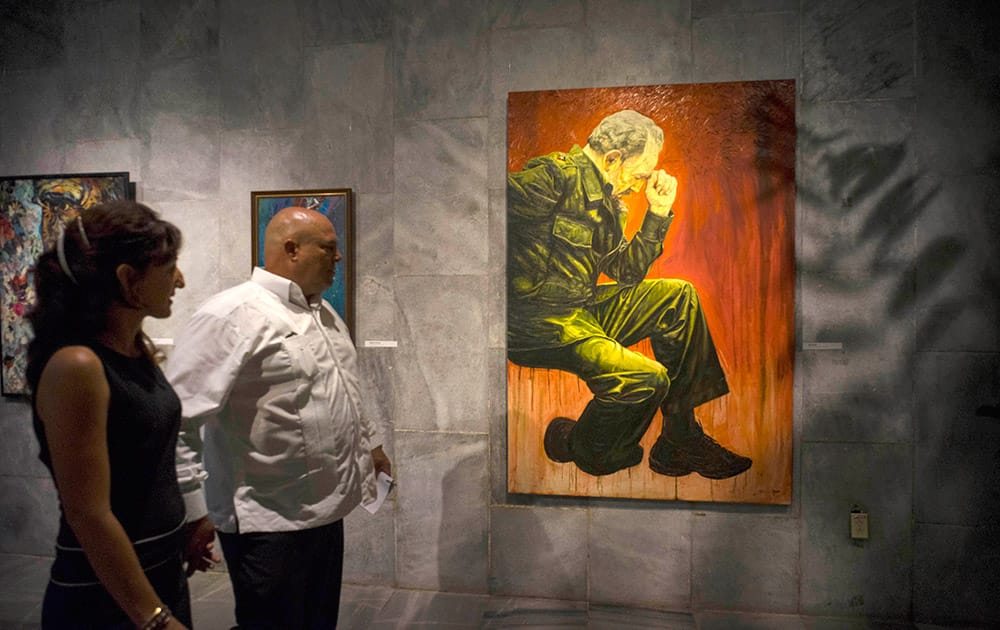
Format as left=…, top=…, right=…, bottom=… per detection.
left=183, top=488, right=209, bottom=523
left=638, top=209, right=673, bottom=241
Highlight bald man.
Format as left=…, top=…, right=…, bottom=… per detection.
left=168, top=207, right=390, bottom=629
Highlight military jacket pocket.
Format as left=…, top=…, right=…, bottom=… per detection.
left=551, top=215, right=593, bottom=248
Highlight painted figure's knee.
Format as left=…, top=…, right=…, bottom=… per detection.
left=648, top=365, right=670, bottom=397
left=625, top=365, right=669, bottom=402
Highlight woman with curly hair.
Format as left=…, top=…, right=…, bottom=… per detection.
left=28, top=200, right=212, bottom=629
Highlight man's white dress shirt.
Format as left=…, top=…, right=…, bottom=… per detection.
left=168, top=268, right=378, bottom=533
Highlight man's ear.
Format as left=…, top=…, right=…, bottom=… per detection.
left=283, top=239, right=298, bottom=260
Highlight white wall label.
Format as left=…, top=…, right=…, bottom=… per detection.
left=802, top=342, right=843, bottom=351
left=363, top=340, right=398, bottom=348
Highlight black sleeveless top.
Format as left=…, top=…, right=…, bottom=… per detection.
left=33, top=343, right=186, bottom=585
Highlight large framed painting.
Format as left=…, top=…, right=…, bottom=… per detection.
left=1, top=172, right=132, bottom=395
left=506, top=81, right=795, bottom=504
left=251, top=189, right=355, bottom=332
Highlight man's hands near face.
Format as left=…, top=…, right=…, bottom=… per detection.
left=646, top=170, right=677, bottom=217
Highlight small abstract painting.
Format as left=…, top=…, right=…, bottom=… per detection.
left=1, top=172, right=131, bottom=395
left=251, top=189, right=354, bottom=332
left=506, top=81, right=795, bottom=504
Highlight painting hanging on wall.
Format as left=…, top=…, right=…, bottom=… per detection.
left=1, top=172, right=132, bottom=395
left=251, top=188, right=355, bottom=333
left=506, top=80, right=796, bottom=504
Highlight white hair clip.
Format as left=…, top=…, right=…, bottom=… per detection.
left=56, top=216, right=90, bottom=285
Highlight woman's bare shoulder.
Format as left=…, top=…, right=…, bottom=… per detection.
left=43, top=346, right=103, bottom=377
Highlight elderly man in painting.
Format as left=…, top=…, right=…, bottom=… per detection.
left=506, top=109, right=751, bottom=479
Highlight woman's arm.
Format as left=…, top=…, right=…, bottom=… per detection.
left=37, top=346, right=187, bottom=629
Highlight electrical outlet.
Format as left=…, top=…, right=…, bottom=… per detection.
left=850, top=511, right=869, bottom=540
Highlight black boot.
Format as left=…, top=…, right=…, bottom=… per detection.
left=649, top=413, right=751, bottom=479
left=543, top=417, right=576, bottom=463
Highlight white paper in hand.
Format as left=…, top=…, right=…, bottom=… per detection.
left=362, top=471, right=395, bottom=514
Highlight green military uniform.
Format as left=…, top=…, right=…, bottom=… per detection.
left=507, top=145, right=730, bottom=476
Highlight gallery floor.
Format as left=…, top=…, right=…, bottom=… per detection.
left=0, top=553, right=980, bottom=629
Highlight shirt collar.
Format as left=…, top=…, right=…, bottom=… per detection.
left=251, top=267, right=318, bottom=310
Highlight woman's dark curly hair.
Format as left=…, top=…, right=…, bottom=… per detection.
left=26, top=200, right=182, bottom=391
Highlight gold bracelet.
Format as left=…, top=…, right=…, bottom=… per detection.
left=140, top=605, right=172, bottom=630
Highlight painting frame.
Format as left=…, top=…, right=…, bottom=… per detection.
left=505, top=81, right=796, bottom=504
left=250, top=188, right=355, bottom=334
left=1, top=171, right=132, bottom=396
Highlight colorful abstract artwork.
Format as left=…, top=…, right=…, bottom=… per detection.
left=251, top=189, right=354, bottom=332
left=506, top=81, right=795, bottom=504
left=1, top=172, right=131, bottom=395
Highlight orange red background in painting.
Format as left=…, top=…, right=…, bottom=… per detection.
left=506, top=81, right=796, bottom=504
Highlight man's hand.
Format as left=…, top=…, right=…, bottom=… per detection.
left=183, top=516, right=220, bottom=577
left=371, top=445, right=392, bottom=477
left=646, top=170, right=677, bottom=216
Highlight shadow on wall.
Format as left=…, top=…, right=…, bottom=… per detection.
left=758, top=64, right=999, bottom=622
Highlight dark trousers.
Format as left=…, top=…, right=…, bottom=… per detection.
left=509, top=278, right=729, bottom=475
left=218, top=519, right=344, bottom=630
left=41, top=551, right=191, bottom=629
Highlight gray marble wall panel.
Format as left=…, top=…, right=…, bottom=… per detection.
left=800, top=270, right=914, bottom=400
left=301, top=0, right=391, bottom=46
left=140, top=58, right=221, bottom=122
left=489, top=0, right=584, bottom=29
left=142, top=114, right=221, bottom=202
left=486, top=188, right=506, bottom=349
left=216, top=128, right=302, bottom=287
left=393, top=0, right=489, bottom=120
left=304, top=43, right=393, bottom=195
left=62, top=0, right=140, bottom=67
left=392, top=275, right=488, bottom=432
left=913, top=175, right=1000, bottom=353
left=355, top=192, right=396, bottom=341
left=800, top=392, right=910, bottom=444
left=914, top=352, right=1000, bottom=445
left=0, top=403, right=46, bottom=478
left=145, top=200, right=224, bottom=339
left=139, top=0, right=219, bottom=62
left=0, top=477, right=58, bottom=557
left=63, top=61, right=140, bottom=141
left=912, top=353, right=1000, bottom=528
left=393, top=117, right=488, bottom=276
left=801, top=0, right=913, bottom=102
left=0, top=70, right=67, bottom=174
left=358, top=347, right=395, bottom=457
left=343, top=500, right=395, bottom=585
left=693, top=10, right=798, bottom=82
left=800, top=442, right=912, bottom=618
left=218, top=0, right=304, bottom=130
left=489, top=506, right=587, bottom=600
left=583, top=0, right=692, bottom=87
left=61, top=0, right=141, bottom=142
left=589, top=507, right=692, bottom=609
left=692, top=513, right=799, bottom=612
left=914, top=1, right=1000, bottom=178
left=797, top=100, right=919, bottom=276
left=63, top=138, right=143, bottom=180
left=913, top=523, right=1000, bottom=626
left=692, top=1, right=799, bottom=17
left=139, top=58, right=222, bottom=203
left=395, top=431, right=489, bottom=592
left=487, top=25, right=588, bottom=191
left=488, top=347, right=509, bottom=505
left=0, top=2, right=64, bottom=70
